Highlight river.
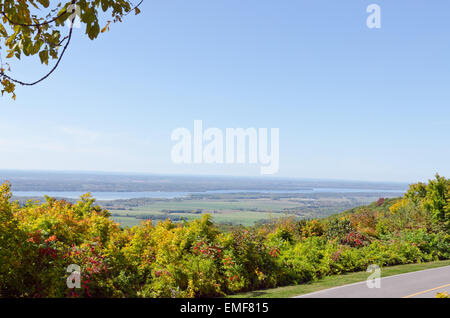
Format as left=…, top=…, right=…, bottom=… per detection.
left=12, top=187, right=407, bottom=200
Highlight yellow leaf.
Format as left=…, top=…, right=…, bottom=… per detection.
left=101, top=21, right=111, bottom=33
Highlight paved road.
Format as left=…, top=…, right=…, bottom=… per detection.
left=295, top=266, right=450, bottom=298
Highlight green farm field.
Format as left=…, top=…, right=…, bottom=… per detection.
left=107, top=193, right=397, bottom=227
left=111, top=211, right=291, bottom=227
left=110, top=198, right=296, bottom=227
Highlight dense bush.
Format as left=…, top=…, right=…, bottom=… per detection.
left=325, top=218, right=354, bottom=241
left=0, top=175, right=449, bottom=297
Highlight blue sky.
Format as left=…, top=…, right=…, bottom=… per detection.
left=0, top=0, right=449, bottom=182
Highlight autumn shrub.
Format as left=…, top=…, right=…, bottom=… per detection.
left=349, top=208, right=378, bottom=237
left=0, top=175, right=449, bottom=298
left=405, top=174, right=449, bottom=229
left=268, top=228, right=295, bottom=245
left=330, top=245, right=366, bottom=273
left=385, top=200, right=435, bottom=235
left=399, top=229, right=450, bottom=260
left=224, top=227, right=279, bottom=291
left=341, top=231, right=370, bottom=248
left=277, top=244, right=318, bottom=284
left=299, top=219, right=326, bottom=238
left=325, top=218, right=354, bottom=241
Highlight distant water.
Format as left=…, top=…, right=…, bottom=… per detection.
left=12, top=188, right=406, bottom=200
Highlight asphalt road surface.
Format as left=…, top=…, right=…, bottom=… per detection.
left=295, top=265, right=450, bottom=298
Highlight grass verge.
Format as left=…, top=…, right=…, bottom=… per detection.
left=227, top=259, right=450, bottom=298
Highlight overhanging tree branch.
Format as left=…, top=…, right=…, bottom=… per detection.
left=0, top=0, right=143, bottom=98
left=0, top=9, right=70, bottom=28
left=0, top=0, right=76, bottom=86
left=0, top=22, right=73, bottom=86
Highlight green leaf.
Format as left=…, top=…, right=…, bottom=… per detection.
left=39, top=50, right=49, bottom=65
left=36, top=0, right=50, bottom=8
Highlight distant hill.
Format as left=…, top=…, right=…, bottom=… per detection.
left=0, top=169, right=408, bottom=192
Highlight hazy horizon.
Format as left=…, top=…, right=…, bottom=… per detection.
left=0, top=168, right=416, bottom=184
